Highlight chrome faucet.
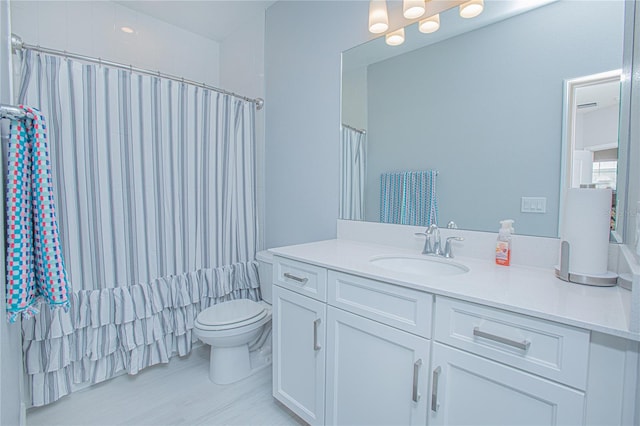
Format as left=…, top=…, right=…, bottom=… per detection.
left=415, top=225, right=464, bottom=258
left=415, top=224, right=442, bottom=256
left=427, top=224, right=442, bottom=256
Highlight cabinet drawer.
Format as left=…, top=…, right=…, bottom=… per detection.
left=434, top=296, right=589, bottom=390
left=273, top=256, right=327, bottom=302
left=328, top=270, right=432, bottom=338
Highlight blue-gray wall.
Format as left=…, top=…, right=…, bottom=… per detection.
left=264, top=1, right=371, bottom=248
left=364, top=1, right=623, bottom=237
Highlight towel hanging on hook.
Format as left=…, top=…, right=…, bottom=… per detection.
left=5, top=105, right=70, bottom=322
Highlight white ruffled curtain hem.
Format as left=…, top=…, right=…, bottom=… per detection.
left=22, top=260, right=260, bottom=407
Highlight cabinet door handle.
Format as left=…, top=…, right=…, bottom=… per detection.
left=473, top=327, right=531, bottom=351
left=283, top=272, right=308, bottom=284
left=313, top=318, right=322, bottom=351
left=431, top=366, right=441, bottom=412
left=412, top=358, right=422, bottom=402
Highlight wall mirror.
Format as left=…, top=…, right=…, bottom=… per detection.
left=340, top=0, right=627, bottom=238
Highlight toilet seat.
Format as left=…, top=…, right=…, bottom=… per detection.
left=195, top=299, right=267, bottom=331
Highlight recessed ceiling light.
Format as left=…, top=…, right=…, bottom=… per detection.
left=121, top=26, right=135, bottom=34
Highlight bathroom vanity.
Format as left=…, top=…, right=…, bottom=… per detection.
left=269, top=234, right=639, bottom=426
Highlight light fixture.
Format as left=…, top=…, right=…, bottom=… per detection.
left=369, top=0, right=389, bottom=34
left=459, top=0, right=484, bottom=19
left=120, top=26, right=135, bottom=34
left=418, top=14, right=440, bottom=34
left=386, top=28, right=405, bottom=46
left=403, top=0, right=426, bottom=20
left=369, top=0, right=484, bottom=45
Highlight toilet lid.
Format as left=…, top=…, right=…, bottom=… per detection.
left=196, top=299, right=266, bottom=327
left=195, top=309, right=269, bottom=331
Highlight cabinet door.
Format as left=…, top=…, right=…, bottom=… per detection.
left=272, top=286, right=326, bottom=426
left=325, top=306, right=430, bottom=426
left=430, top=342, right=585, bottom=426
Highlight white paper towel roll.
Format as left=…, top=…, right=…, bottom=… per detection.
left=560, top=188, right=612, bottom=276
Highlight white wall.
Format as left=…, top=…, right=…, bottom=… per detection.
left=1, top=2, right=25, bottom=425
left=10, top=0, right=220, bottom=86
left=264, top=1, right=372, bottom=248
left=220, top=9, right=266, bottom=250
left=220, top=9, right=265, bottom=100
left=578, top=104, right=620, bottom=150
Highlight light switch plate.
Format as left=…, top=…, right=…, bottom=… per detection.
left=521, top=197, right=547, bottom=213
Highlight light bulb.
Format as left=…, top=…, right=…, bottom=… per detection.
left=385, top=28, right=405, bottom=46
left=459, top=0, right=484, bottom=18
left=369, top=0, right=389, bottom=34
left=403, top=0, right=425, bottom=19
left=419, top=14, right=440, bottom=33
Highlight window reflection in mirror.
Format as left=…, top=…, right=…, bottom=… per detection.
left=563, top=70, right=621, bottom=232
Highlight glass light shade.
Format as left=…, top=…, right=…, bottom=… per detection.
left=385, top=28, right=405, bottom=46
left=369, top=0, right=389, bottom=34
left=403, top=0, right=425, bottom=19
left=418, top=14, right=440, bottom=33
left=459, top=0, right=484, bottom=18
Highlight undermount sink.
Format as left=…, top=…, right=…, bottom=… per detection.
left=369, top=255, right=469, bottom=277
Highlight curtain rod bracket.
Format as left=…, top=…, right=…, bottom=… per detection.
left=11, top=33, right=23, bottom=54
left=255, top=98, right=264, bottom=110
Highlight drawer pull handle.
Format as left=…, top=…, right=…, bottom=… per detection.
left=283, top=272, right=308, bottom=284
left=412, top=359, right=422, bottom=402
left=313, top=318, right=322, bottom=351
left=431, top=366, right=441, bottom=412
left=473, top=327, right=531, bottom=351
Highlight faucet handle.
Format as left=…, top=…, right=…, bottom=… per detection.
left=444, top=236, right=464, bottom=258
left=415, top=230, right=432, bottom=254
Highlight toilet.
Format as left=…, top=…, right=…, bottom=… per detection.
left=193, top=250, right=273, bottom=384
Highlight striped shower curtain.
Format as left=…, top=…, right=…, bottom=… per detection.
left=16, top=50, right=259, bottom=406
left=339, top=125, right=366, bottom=221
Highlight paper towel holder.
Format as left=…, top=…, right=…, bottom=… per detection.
left=554, top=241, right=618, bottom=286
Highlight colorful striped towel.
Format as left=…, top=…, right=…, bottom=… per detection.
left=380, top=170, right=438, bottom=227
left=5, top=105, right=70, bottom=322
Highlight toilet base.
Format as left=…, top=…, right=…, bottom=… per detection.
left=210, top=344, right=252, bottom=384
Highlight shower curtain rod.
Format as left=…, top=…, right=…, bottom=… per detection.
left=342, top=123, right=366, bottom=134
left=10, top=33, right=264, bottom=110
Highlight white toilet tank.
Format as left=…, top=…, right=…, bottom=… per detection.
left=256, top=250, right=273, bottom=304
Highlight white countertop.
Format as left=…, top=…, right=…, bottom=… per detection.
left=269, top=239, right=639, bottom=342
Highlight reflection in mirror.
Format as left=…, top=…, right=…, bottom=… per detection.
left=340, top=124, right=367, bottom=221
left=562, top=70, right=621, bottom=233
left=341, top=0, right=626, bottom=238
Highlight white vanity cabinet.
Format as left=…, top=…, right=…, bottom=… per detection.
left=325, top=271, right=433, bottom=426
left=429, top=297, right=590, bottom=426
left=272, top=259, right=328, bottom=426
left=271, top=250, right=639, bottom=426
left=429, top=342, right=585, bottom=425
left=272, top=257, right=433, bottom=426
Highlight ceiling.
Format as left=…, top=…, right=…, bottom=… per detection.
left=576, top=80, right=621, bottom=113
left=114, top=0, right=277, bottom=42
